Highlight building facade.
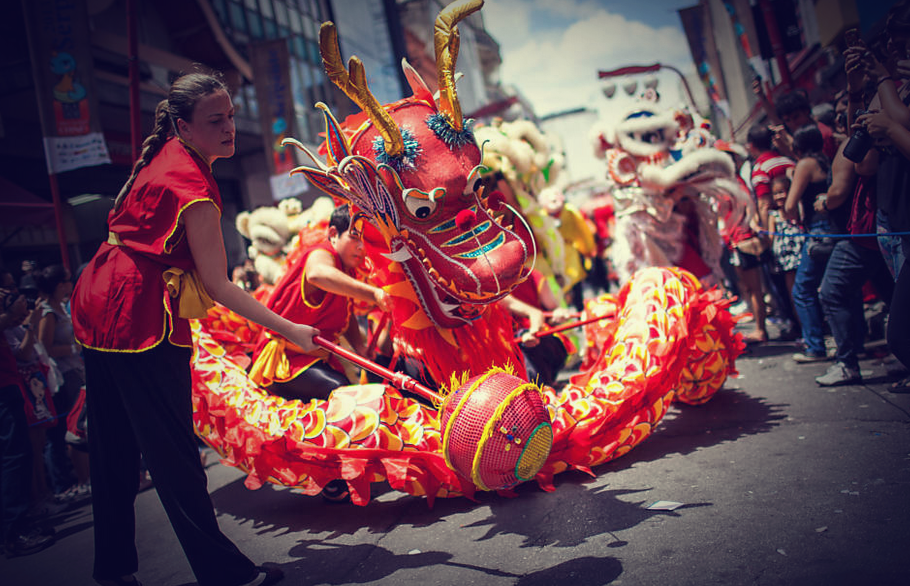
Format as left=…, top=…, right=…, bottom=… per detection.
left=2, top=0, right=506, bottom=273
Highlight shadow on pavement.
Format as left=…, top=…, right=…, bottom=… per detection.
left=605, top=387, right=787, bottom=471
left=210, top=464, right=699, bottom=585
left=740, top=341, right=801, bottom=359
left=460, top=480, right=711, bottom=548
left=227, top=541, right=625, bottom=586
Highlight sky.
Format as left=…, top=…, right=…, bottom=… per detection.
left=480, top=0, right=707, bottom=119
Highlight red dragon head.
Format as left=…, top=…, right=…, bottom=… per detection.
left=284, top=0, right=534, bottom=329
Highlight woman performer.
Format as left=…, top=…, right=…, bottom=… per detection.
left=71, top=72, right=317, bottom=586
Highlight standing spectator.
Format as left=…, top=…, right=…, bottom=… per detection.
left=3, top=288, right=61, bottom=518
left=70, top=72, right=317, bottom=586
left=785, top=125, right=838, bottom=363
left=773, top=91, right=840, bottom=160
left=816, top=145, right=895, bottom=386
left=842, top=1, right=910, bottom=391
left=0, top=279, right=55, bottom=557
left=723, top=184, right=771, bottom=343
left=36, top=265, right=89, bottom=498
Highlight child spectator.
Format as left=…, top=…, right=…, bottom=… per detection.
left=767, top=175, right=803, bottom=315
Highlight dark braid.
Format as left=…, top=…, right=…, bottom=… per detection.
left=113, top=72, right=227, bottom=210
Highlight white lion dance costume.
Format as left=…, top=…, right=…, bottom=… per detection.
left=593, top=98, right=749, bottom=287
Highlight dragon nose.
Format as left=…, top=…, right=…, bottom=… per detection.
left=455, top=209, right=476, bottom=230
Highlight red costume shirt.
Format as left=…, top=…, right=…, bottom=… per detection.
left=72, top=138, right=220, bottom=351
left=251, top=241, right=352, bottom=383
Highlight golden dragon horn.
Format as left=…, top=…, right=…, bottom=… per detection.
left=319, top=22, right=404, bottom=157
left=434, top=0, right=484, bottom=132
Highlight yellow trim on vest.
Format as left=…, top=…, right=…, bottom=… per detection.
left=163, top=198, right=219, bottom=255
left=178, top=137, right=213, bottom=171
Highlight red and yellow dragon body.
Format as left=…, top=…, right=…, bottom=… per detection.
left=191, top=0, right=744, bottom=505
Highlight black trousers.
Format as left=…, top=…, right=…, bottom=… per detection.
left=269, top=360, right=349, bottom=401
left=888, top=237, right=910, bottom=370
left=84, top=344, right=257, bottom=586
left=0, top=383, right=31, bottom=542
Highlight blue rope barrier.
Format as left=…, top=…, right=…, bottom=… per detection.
left=28, top=409, right=72, bottom=428
left=756, top=229, right=910, bottom=239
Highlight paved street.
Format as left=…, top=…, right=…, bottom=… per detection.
left=5, top=324, right=910, bottom=586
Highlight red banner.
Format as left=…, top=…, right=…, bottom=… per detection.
left=22, top=0, right=110, bottom=173
left=250, top=38, right=304, bottom=200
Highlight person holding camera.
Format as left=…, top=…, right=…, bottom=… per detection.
left=0, top=276, right=55, bottom=557
left=840, top=2, right=910, bottom=392
left=815, top=138, right=895, bottom=386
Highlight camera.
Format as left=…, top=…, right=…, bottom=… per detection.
left=844, top=28, right=860, bottom=48
left=21, top=288, right=39, bottom=311
left=843, top=109, right=873, bottom=163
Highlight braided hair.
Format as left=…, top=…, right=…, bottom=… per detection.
left=113, top=72, right=227, bottom=210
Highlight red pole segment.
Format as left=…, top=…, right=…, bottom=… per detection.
left=313, top=336, right=441, bottom=403
left=48, top=173, right=71, bottom=273
left=127, top=0, right=141, bottom=161
left=758, top=0, right=793, bottom=89
left=513, top=312, right=616, bottom=343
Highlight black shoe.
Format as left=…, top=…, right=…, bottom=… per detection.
left=4, top=529, right=54, bottom=557
left=95, top=576, right=141, bottom=586
left=241, top=565, right=284, bottom=586
left=320, top=479, right=351, bottom=503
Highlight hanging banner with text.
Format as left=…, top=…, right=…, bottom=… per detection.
left=250, top=38, right=306, bottom=201
left=22, top=0, right=111, bottom=174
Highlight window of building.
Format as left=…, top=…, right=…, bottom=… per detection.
left=264, top=18, right=277, bottom=39
left=212, top=0, right=228, bottom=23
left=228, top=0, right=247, bottom=33
left=288, top=7, right=301, bottom=33
left=274, top=1, right=288, bottom=28
left=247, top=9, right=264, bottom=39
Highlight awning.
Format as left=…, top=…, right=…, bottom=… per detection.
left=0, top=176, right=55, bottom=226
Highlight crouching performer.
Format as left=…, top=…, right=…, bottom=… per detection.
left=249, top=205, right=390, bottom=401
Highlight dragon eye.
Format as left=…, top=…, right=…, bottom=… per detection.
left=403, top=189, right=441, bottom=220
left=462, top=177, right=482, bottom=199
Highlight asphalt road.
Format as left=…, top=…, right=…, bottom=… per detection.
left=5, top=325, right=910, bottom=586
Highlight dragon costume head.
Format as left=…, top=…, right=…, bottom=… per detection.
left=284, top=0, right=534, bottom=330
